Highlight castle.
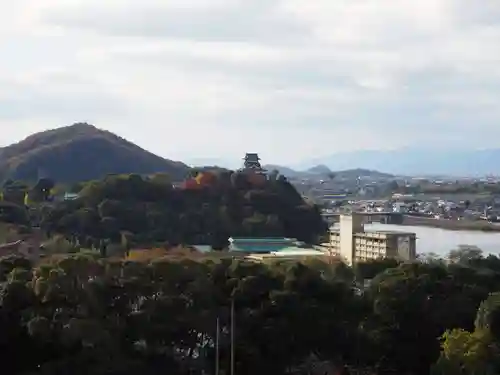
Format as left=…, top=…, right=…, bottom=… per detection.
left=240, top=153, right=266, bottom=173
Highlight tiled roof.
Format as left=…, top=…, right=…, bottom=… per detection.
left=271, top=248, right=323, bottom=255
left=230, top=244, right=290, bottom=253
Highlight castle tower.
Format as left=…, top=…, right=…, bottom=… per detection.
left=241, top=153, right=266, bottom=173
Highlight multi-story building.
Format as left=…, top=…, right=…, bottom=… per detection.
left=329, top=213, right=416, bottom=265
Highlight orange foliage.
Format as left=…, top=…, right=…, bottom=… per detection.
left=162, top=246, right=205, bottom=260
left=194, top=173, right=204, bottom=185
left=181, top=179, right=202, bottom=190
left=126, top=248, right=169, bottom=262
left=195, top=171, right=217, bottom=186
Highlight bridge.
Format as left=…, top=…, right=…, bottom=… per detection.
left=321, top=211, right=403, bottom=224
left=321, top=211, right=393, bottom=217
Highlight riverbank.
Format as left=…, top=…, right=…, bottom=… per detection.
left=400, top=215, right=500, bottom=232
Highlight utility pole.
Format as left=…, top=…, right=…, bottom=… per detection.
left=215, top=317, right=220, bottom=375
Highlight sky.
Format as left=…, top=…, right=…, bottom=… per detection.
left=1, top=0, right=500, bottom=168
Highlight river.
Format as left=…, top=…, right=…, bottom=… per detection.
left=365, top=223, right=500, bottom=256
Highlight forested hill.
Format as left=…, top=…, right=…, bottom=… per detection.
left=0, top=123, right=189, bottom=183
left=1, top=242, right=500, bottom=373
left=40, top=171, right=327, bottom=248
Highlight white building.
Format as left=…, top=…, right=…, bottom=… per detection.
left=329, top=214, right=417, bottom=266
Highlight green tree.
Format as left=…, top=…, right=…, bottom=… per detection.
left=32, top=178, right=55, bottom=202
left=432, top=292, right=500, bottom=375
left=432, top=329, right=495, bottom=375
left=42, top=172, right=326, bottom=246
left=354, top=258, right=400, bottom=281
left=366, top=262, right=491, bottom=374
left=448, top=246, right=483, bottom=265
left=475, top=292, right=500, bottom=340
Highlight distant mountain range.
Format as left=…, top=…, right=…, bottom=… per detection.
left=263, top=164, right=394, bottom=179
left=297, top=148, right=500, bottom=177
left=14, top=124, right=491, bottom=184
left=188, top=148, right=500, bottom=178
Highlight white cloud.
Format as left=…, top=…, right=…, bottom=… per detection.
left=0, top=0, right=499, bottom=166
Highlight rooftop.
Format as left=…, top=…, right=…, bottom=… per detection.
left=229, top=237, right=306, bottom=253
left=229, top=237, right=297, bottom=243
left=270, top=249, right=326, bottom=256
left=230, top=244, right=292, bottom=253
left=64, top=192, right=79, bottom=200
left=244, top=153, right=260, bottom=160
left=365, top=230, right=416, bottom=235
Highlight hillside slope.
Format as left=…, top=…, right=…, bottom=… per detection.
left=0, top=123, right=189, bottom=183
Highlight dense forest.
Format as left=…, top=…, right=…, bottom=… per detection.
left=2, top=145, right=500, bottom=373
left=1, top=249, right=500, bottom=374
left=13, top=170, right=326, bottom=251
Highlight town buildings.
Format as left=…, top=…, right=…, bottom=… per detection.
left=329, top=213, right=416, bottom=265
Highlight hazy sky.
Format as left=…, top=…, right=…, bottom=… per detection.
left=1, top=0, right=500, bottom=166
